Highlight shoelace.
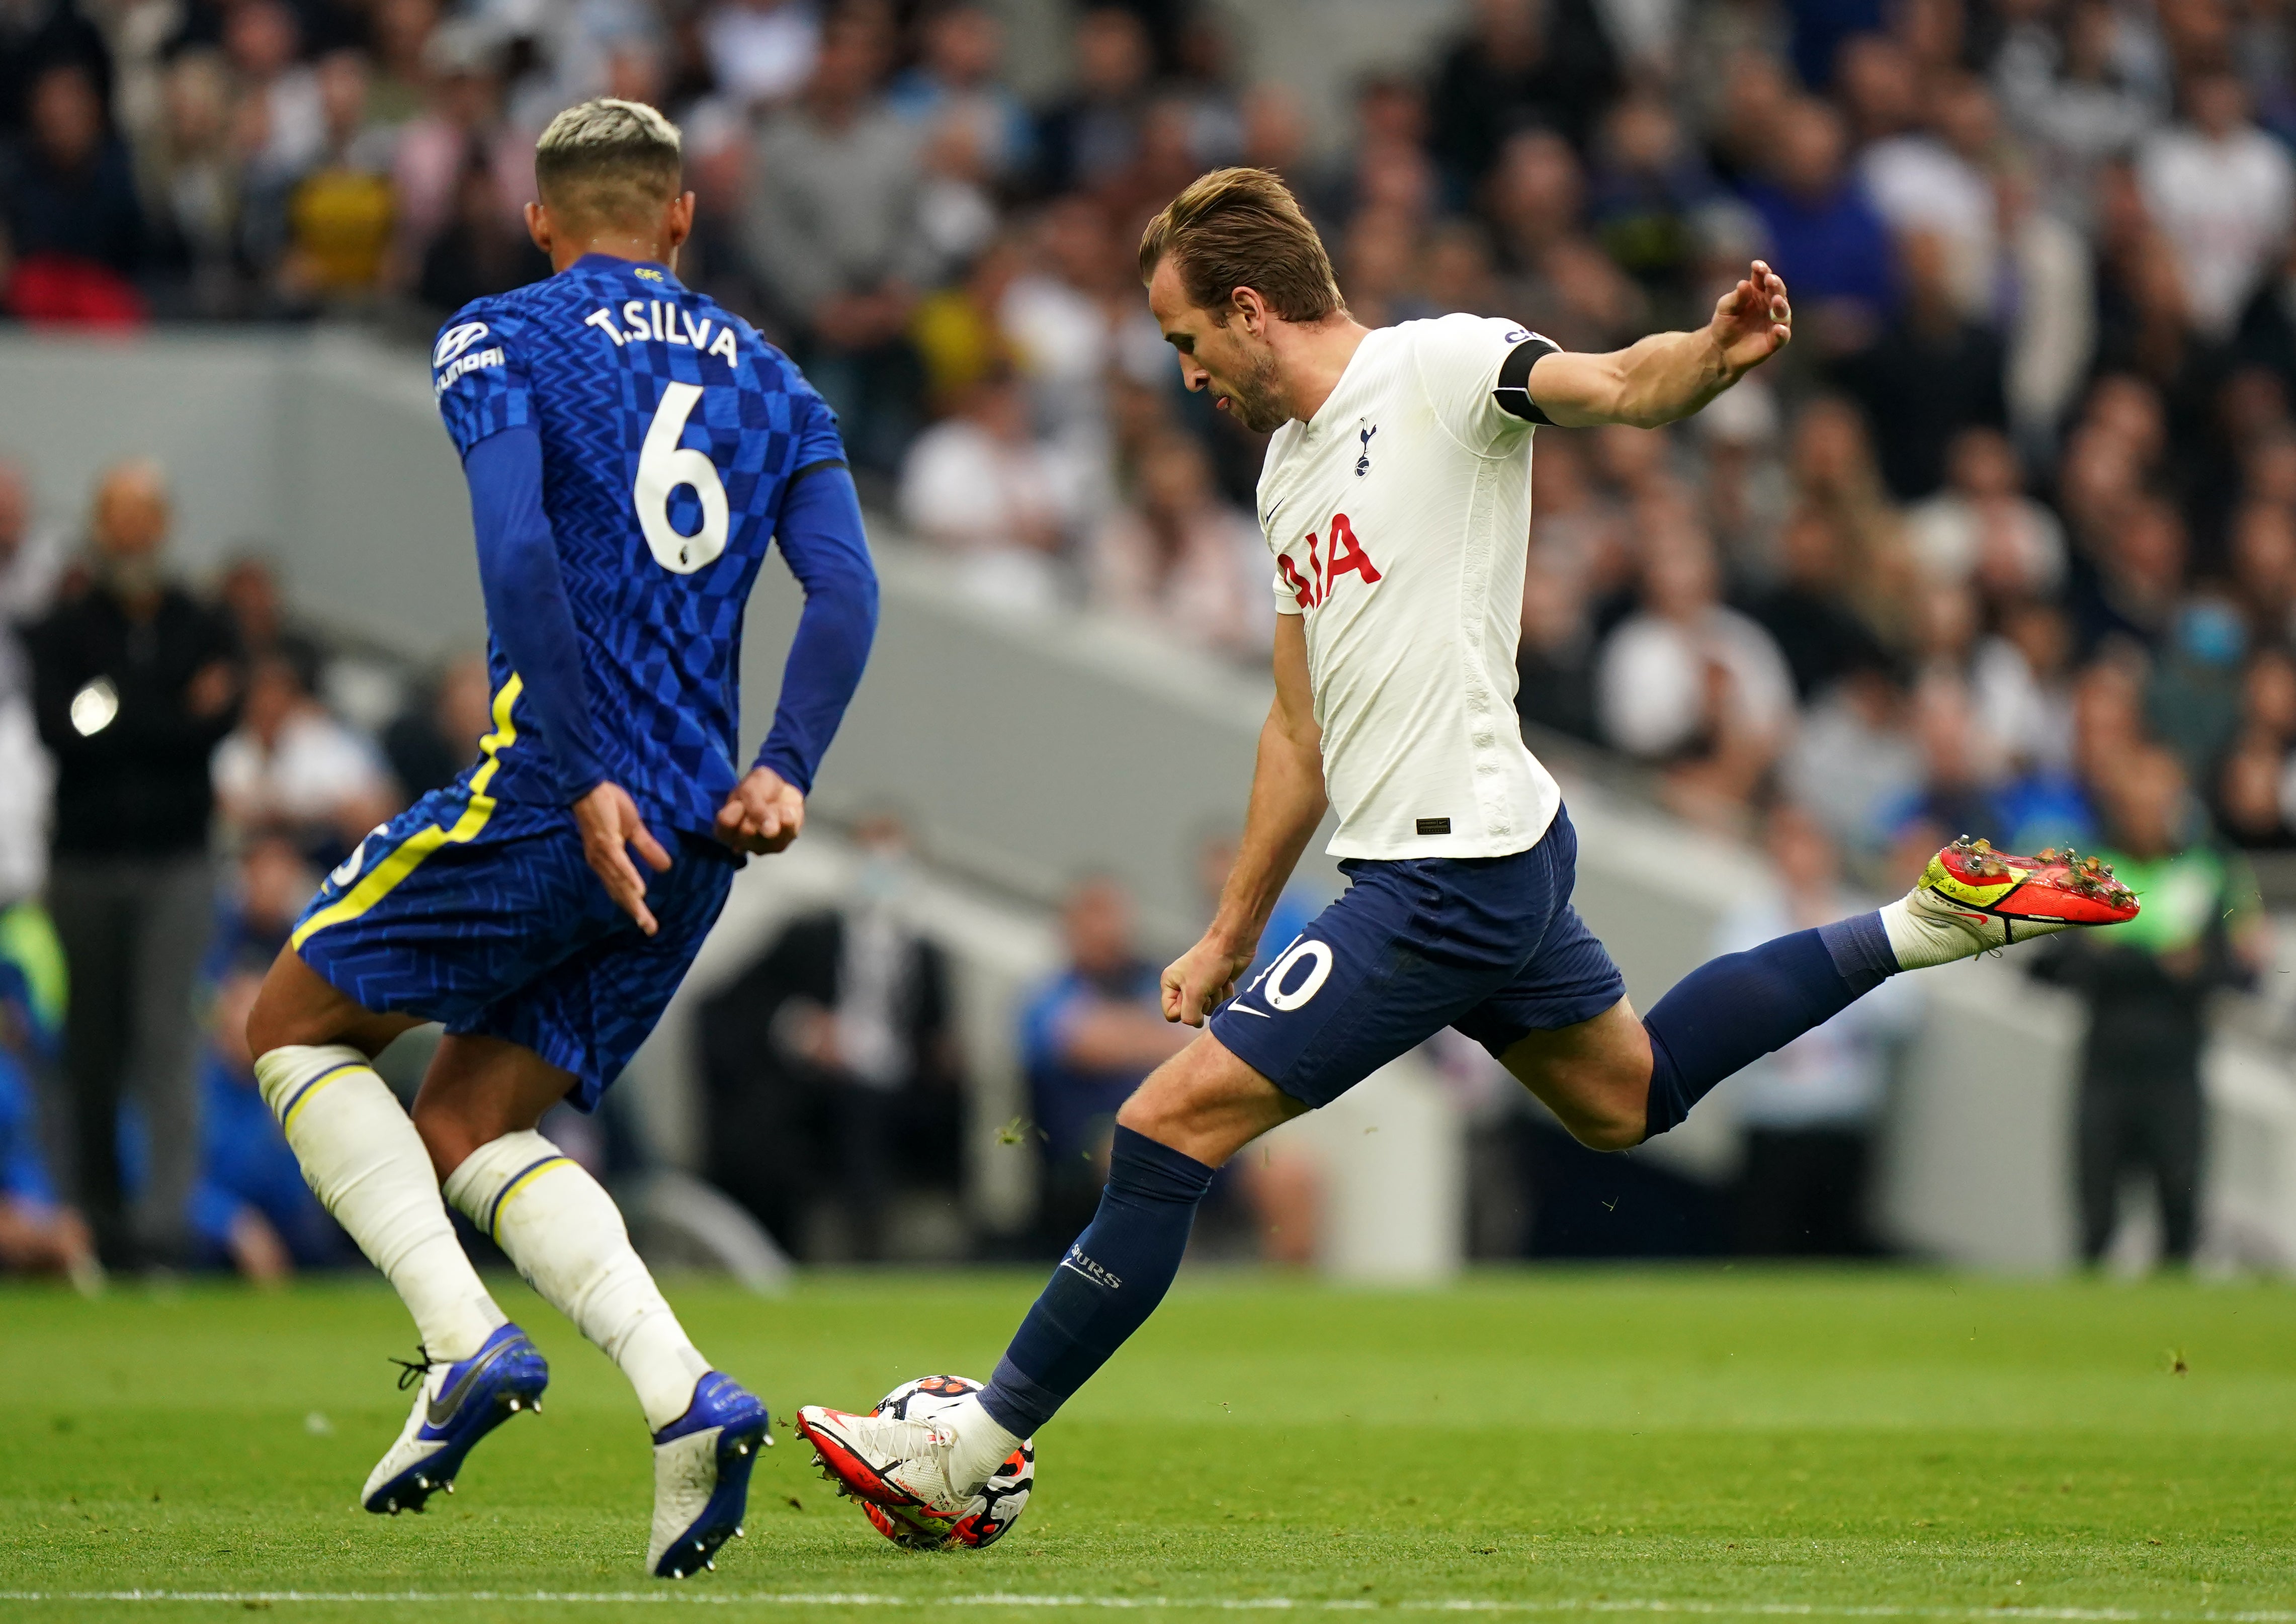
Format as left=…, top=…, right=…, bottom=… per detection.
left=388, top=1346, right=438, bottom=1392
left=868, top=1415, right=965, bottom=1510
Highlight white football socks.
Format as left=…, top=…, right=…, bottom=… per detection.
left=943, top=1394, right=1024, bottom=1495
left=1878, top=887, right=2018, bottom=971
left=254, top=1045, right=505, bottom=1362
left=443, top=1130, right=708, bottom=1432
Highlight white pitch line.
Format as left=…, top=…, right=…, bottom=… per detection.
left=0, top=1594, right=2292, bottom=1621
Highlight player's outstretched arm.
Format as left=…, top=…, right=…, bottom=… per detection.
left=1164, top=614, right=1327, bottom=1028
left=723, top=451, right=879, bottom=857
left=1523, top=261, right=1792, bottom=430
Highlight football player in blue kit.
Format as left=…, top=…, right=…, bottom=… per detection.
left=242, top=99, right=879, bottom=1577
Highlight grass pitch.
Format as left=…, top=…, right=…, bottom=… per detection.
left=1, top=1267, right=2291, bottom=1622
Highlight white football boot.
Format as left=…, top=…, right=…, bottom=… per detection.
left=794, top=1404, right=975, bottom=1531
left=362, top=1323, right=549, bottom=1514
left=647, top=1372, right=770, bottom=1579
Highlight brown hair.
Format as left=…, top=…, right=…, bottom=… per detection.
left=1138, top=167, right=1344, bottom=324
left=534, top=98, right=682, bottom=229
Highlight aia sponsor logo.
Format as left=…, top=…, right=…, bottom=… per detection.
left=1277, top=511, right=1382, bottom=609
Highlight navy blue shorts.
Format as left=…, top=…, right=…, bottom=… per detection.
left=289, top=786, right=734, bottom=1109
left=1208, top=804, right=1624, bottom=1109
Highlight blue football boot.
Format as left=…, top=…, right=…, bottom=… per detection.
left=647, top=1372, right=770, bottom=1578
left=361, top=1323, right=550, bottom=1514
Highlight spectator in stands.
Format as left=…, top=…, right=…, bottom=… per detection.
left=215, top=830, right=320, bottom=967
left=887, top=2, right=1033, bottom=184
left=364, top=0, right=439, bottom=127
left=1744, top=507, right=1890, bottom=703
left=705, top=0, right=822, bottom=112
left=1740, top=97, right=1893, bottom=352
left=225, top=1, right=324, bottom=187
left=1785, top=394, right=1915, bottom=650
left=698, top=813, right=964, bottom=1260
left=1857, top=71, right=2002, bottom=323
left=1838, top=229, right=2009, bottom=501
left=1716, top=803, right=1921, bottom=1255
left=270, top=50, right=398, bottom=307
left=382, top=650, right=490, bottom=801
left=998, top=194, right=1128, bottom=467
left=1516, top=545, right=1599, bottom=743
left=2032, top=748, right=2265, bottom=1268
left=1584, top=91, right=1715, bottom=308
left=25, top=459, right=238, bottom=1269
left=1782, top=659, right=1921, bottom=858
left=215, top=555, right=324, bottom=693
left=897, top=367, right=1072, bottom=611
left=2, top=58, right=146, bottom=324
left=1086, top=431, right=1268, bottom=660
left=2137, top=69, right=2294, bottom=341
left=1596, top=516, right=1795, bottom=817
left=0, top=909, right=93, bottom=1283
left=0, top=1, right=110, bottom=145
left=1883, top=672, right=2011, bottom=874
left=1020, top=873, right=1186, bottom=1247
left=387, top=22, right=521, bottom=287
left=415, top=151, right=551, bottom=314
left=1974, top=599, right=2077, bottom=779
left=210, top=652, right=395, bottom=863
left=1906, top=428, right=2068, bottom=609
left=186, top=959, right=349, bottom=1280
left=1427, top=0, right=1619, bottom=186
left=0, top=456, right=59, bottom=909
left=1031, top=6, right=1152, bottom=199
left=746, top=13, right=930, bottom=474
left=1999, top=0, right=2160, bottom=223
left=138, top=50, right=248, bottom=318
left=2073, top=496, right=2187, bottom=656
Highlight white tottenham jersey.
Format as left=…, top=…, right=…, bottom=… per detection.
left=1257, top=313, right=1561, bottom=862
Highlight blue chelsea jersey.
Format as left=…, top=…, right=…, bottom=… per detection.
left=431, top=255, right=847, bottom=835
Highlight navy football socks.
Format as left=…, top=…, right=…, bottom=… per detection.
left=1641, top=913, right=1899, bottom=1139
left=978, top=1126, right=1215, bottom=1437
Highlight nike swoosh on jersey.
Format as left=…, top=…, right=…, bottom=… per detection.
left=1224, top=1003, right=1272, bottom=1018
left=1261, top=496, right=1288, bottom=530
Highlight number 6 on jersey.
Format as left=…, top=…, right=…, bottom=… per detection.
left=636, top=381, right=728, bottom=574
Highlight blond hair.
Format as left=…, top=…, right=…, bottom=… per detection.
left=1138, top=167, right=1343, bottom=324
left=534, top=98, right=682, bottom=228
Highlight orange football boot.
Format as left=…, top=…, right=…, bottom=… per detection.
left=1891, top=835, right=2139, bottom=963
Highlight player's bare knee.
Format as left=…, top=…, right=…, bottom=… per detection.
left=410, top=1095, right=480, bottom=1181
left=244, top=957, right=328, bottom=1057
left=1114, top=1073, right=1214, bottom=1157
left=1564, top=1106, right=1647, bottom=1153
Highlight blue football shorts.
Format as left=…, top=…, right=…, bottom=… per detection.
left=1208, top=803, right=1626, bottom=1109
left=290, top=785, right=735, bottom=1109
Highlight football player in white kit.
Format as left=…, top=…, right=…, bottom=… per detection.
left=795, top=168, right=2139, bottom=1531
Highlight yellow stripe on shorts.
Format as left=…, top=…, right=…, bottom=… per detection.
left=290, top=674, right=524, bottom=951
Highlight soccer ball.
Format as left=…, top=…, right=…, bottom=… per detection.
left=859, top=1375, right=1034, bottom=1550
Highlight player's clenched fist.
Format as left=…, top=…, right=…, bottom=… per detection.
left=1161, top=935, right=1254, bottom=1028
left=574, top=780, right=673, bottom=936
left=715, top=764, right=805, bottom=856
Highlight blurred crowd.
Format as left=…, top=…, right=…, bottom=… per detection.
left=0, top=450, right=520, bottom=1281
left=4, top=0, right=2295, bottom=841
left=6, top=0, right=2294, bottom=1272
